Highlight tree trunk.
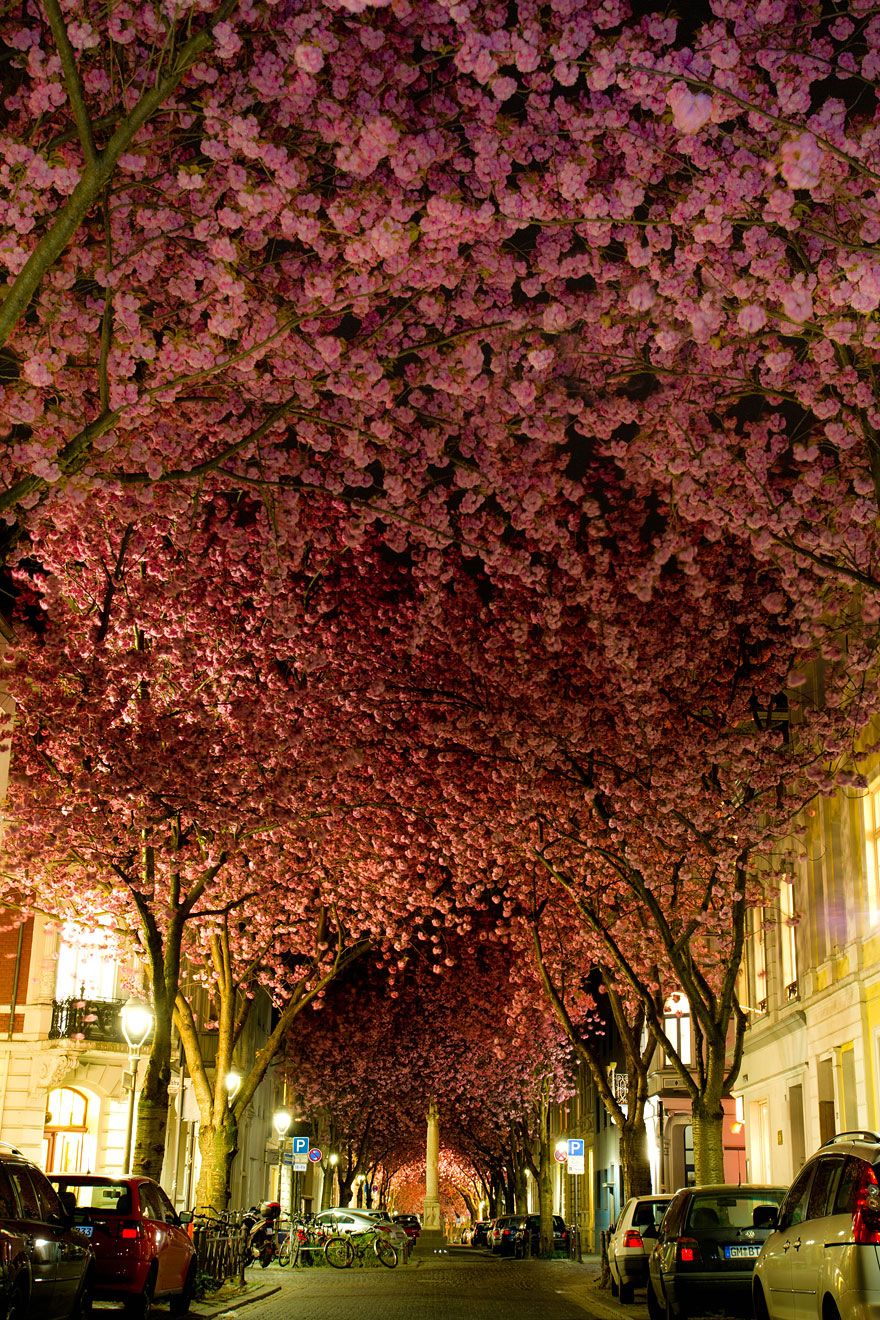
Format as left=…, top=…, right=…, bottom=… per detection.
left=132, top=1034, right=172, bottom=1180
left=537, top=1112, right=555, bottom=1258
left=194, top=1115, right=239, bottom=1213
left=620, top=1115, right=652, bottom=1198
left=692, top=1096, right=725, bottom=1184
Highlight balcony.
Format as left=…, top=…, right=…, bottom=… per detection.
left=49, top=998, right=127, bottom=1045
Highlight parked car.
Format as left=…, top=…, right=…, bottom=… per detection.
left=48, top=1173, right=194, bottom=1320
left=609, top=1195, right=673, bottom=1301
left=392, top=1213, right=421, bottom=1241
left=471, top=1219, right=493, bottom=1248
left=313, top=1208, right=409, bottom=1251
left=488, top=1214, right=523, bottom=1256
left=0, top=1147, right=92, bottom=1320
left=647, top=1183, right=787, bottom=1320
left=514, top=1213, right=570, bottom=1258
left=753, top=1130, right=880, bottom=1320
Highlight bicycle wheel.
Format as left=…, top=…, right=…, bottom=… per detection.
left=289, top=1235, right=301, bottom=1268
left=278, top=1235, right=291, bottom=1267
left=374, top=1238, right=398, bottom=1269
left=324, top=1235, right=354, bottom=1269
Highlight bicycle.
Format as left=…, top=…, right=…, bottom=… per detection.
left=324, top=1228, right=398, bottom=1269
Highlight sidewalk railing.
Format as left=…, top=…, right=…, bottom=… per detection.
left=192, top=1212, right=248, bottom=1290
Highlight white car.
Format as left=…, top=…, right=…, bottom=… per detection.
left=313, top=1207, right=410, bottom=1252
left=754, top=1131, right=880, bottom=1320
left=608, top=1195, right=672, bottom=1302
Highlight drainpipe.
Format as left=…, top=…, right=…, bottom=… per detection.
left=7, top=922, right=24, bottom=1040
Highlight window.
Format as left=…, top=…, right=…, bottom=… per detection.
left=780, top=881, right=798, bottom=997
left=43, top=1087, right=91, bottom=1174
left=749, top=906, right=768, bottom=1013
left=864, top=784, right=880, bottom=927
left=779, top=1165, right=813, bottom=1230
left=806, top=1158, right=845, bottom=1221
left=8, top=1166, right=40, bottom=1219
left=54, top=922, right=118, bottom=1001
left=664, top=993, right=692, bottom=1066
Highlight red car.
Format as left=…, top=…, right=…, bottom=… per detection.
left=49, top=1174, right=196, bottom=1319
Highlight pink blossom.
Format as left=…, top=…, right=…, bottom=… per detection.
left=667, top=82, right=713, bottom=134
left=294, top=44, right=324, bottom=74
left=779, top=133, right=823, bottom=190
left=736, top=305, right=766, bottom=332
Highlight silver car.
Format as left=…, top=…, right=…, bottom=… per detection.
left=754, top=1131, right=880, bottom=1320
left=609, top=1195, right=673, bottom=1302
left=313, top=1207, right=409, bottom=1252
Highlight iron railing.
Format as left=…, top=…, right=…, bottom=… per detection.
left=192, top=1214, right=248, bottom=1290
left=48, top=997, right=127, bottom=1044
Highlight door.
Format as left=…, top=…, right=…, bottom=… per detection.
left=791, top=1156, right=844, bottom=1320
left=27, top=1167, right=90, bottom=1315
left=757, top=1164, right=813, bottom=1320
left=6, top=1163, right=59, bottom=1318
left=154, top=1183, right=193, bottom=1291
left=139, top=1181, right=181, bottom=1294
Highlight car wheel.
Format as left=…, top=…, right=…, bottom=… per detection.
left=610, top=1271, right=619, bottom=1298
left=665, top=1287, right=683, bottom=1320
left=6, top=1290, right=26, bottom=1320
left=125, top=1268, right=155, bottom=1320
left=647, top=1280, right=663, bottom=1320
left=620, top=1281, right=635, bottom=1305
left=169, top=1262, right=197, bottom=1318
left=753, top=1282, right=771, bottom=1320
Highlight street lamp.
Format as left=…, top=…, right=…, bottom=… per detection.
left=120, top=996, right=153, bottom=1175
left=225, top=1071, right=242, bottom=1103
left=329, top=1152, right=339, bottom=1207
left=273, top=1109, right=291, bottom=1206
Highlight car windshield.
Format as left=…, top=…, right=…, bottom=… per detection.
left=52, top=1180, right=130, bottom=1212
left=686, top=1192, right=785, bottom=1230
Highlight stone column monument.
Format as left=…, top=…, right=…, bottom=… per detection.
left=420, top=1100, right=445, bottom=1250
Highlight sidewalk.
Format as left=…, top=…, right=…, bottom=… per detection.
left=190, top=1280, right=282, bottom=1317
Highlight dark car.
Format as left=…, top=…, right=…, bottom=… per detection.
left=514, top=1213, right=570, bottom=1258
left=49, top=1174, right=195, bottom=1319
left=647, top=1184, right=787, bottom=1320
left=471, top=1219, right=493, bottom=1248
left=0, top=1148, right=92, bottom=1319
left=392, top=1213, right=421, bottom=1241
left=488, top=1214, right=524, bottom=1256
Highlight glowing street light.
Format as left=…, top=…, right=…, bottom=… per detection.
left=225, top=1071, right=242, bottom=1103
left=120, top=996, right=153, bottom=1176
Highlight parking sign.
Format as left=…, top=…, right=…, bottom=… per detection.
left=567, top=1138, right=584, bottom=1158
left=292, top=1136, right=310, bottom=1155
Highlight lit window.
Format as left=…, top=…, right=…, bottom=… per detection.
left=780, top=881, right=798, bottom=997
left=863, top=785, right=880, bottom=927
left=663, top=993, right=692, bottom=1066
left=54, top=922, right=118, bottom=1001
left=750, top=906, right=768, bottom=1014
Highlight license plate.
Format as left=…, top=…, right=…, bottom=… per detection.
left=77, top=1226, right=93, bottom=1238
left=725, top=1245, right=760, bottom=1259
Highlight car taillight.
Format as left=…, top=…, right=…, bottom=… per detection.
left=623, top=1230, right=643, bottom=1248
left=853, top=1165, right=880, bottom=1245
left=677, top=1237, right=701, bottom=1264
left=120, top=1222, right=142, bottom=1241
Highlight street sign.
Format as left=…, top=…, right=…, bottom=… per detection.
left=568, top=1156, right=585, bottom=1174
left=291, top=1136, right=310, bottom=1155
left=308, top=1147, right=322, bottom=1163
left=566, top=1138, right=584, bottom=1158
left=292, top=1162, right=308, bottom=1173
left=281, top=1150, right=294, bottom=1165
left=554, top=1149, right=568, bottom=1164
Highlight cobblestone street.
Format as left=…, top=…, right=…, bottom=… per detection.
left=185, top=1250, right=613, bottom=1320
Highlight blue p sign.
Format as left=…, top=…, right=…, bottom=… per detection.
left=567, top=1138, right=584, bottom=1158
left=292, top=1136, right=310, bottom=1155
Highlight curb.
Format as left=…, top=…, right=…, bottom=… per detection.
left=190, top=1284, right=282, bottom=1317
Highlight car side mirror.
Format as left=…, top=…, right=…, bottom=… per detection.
left=752, top=1205, right=778, bottom=1230
left=178, top=1210, right=194, bottom=1225
left=59, top=1191, right=77, bottom=1220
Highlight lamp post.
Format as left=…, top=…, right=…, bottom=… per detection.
left=273, top=1109, right=291, bottom=1207
left=225, top=1071, right=242, bottom=1104
left=120, top=997, right=153, bottom=1176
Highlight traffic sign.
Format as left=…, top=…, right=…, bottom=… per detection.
left=554, top=1148, right=568, bottom=1163
left=568, top=1156, right=585, bottom=1174
left=308, top=1147, right=322, bottom=1163
left=291, top=1136, right=310, bottom=1155
left=566, top=1138, right=584, bottom=1158
left=292, top=1162, right=308, bottom=1173
left=281, top=1150, right=294, bottom=1166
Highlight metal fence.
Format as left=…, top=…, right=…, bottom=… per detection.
left=192, top=1214, right=248, bottom=1290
